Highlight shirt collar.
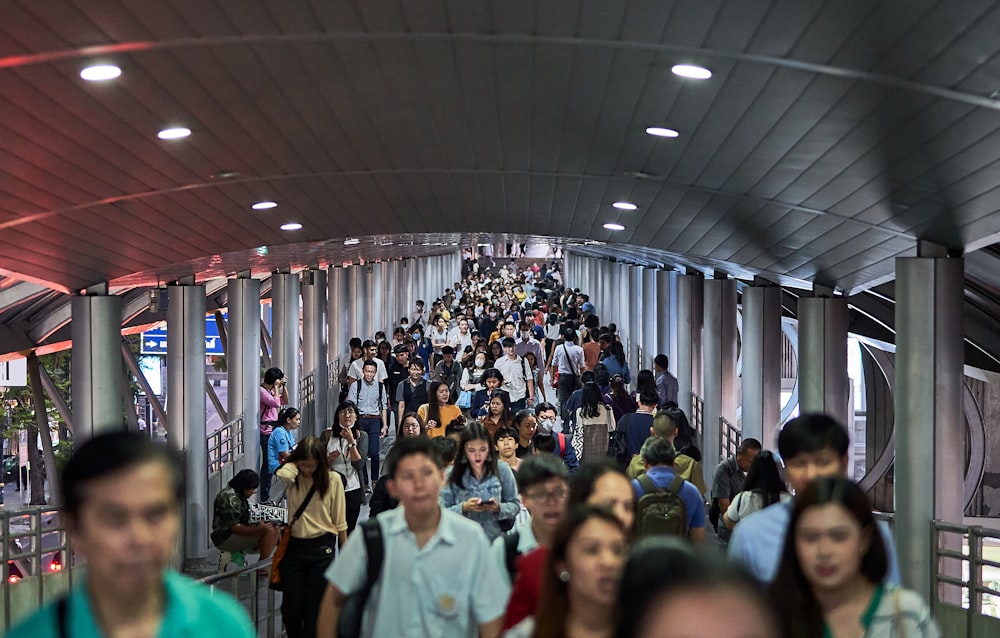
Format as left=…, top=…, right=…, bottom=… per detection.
left=383, top=506, right=458, bottom=546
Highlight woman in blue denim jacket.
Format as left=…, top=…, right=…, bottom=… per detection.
left=439, top=422, right=520, bottom=541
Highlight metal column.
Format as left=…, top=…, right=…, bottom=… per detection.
left=741, top=285, right=782, bottom=448
left=271, top=272, right=300, bottom=407
left=676, top=273, right=704, bottom=417
left=628, top=266, right=643, bottom=374
left=227, top=276, right=261, bottom=470
left=370, top=263, right=385, bottom=337
left=641, top=268, right=658, bottom=367
left=656, top=270, right=679, bottom=376
left=797, top=296, right=849, bottom=427
left=302, top=269, right=328, bottom=438
left=329, top=266, right=347, bottom=360
left=895, top=255, right=964, bottom=600
left=348, top=265, right=365, bottom=339
left=703, top=278, right=737, bottom=478
left=71, top=294, right=123, bottom=440
left=166, top=284, right=208, bottom=565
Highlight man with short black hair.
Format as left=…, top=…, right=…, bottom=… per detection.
left=348, top=339, right=388, bottom=384
left=632, top=437, right=706, bottom=546
left=495, top=337, right=534, bottom=412
left=653, top=353, right=678, bottom=408
left=349, top=360, right=389, bottom=488
left=711, top=438, right=762, bottom=545
left=318, top=436, right=509, bottom=637
left=626, top=410, right=706, bottom=495
left=534, top=402, right=578, bottom=473
left=513, top=321, right=543, bottom=366
left=433, top=345, right=463, bottom=402
left=396, top=357, right=430, bottom=423
left=728, top=413, right=900, bottom=583
left=7, top=432, right=253, bottom=638
left=549, top=329, right=585, bottom=419
left=618, top=390, right=660, bottom=457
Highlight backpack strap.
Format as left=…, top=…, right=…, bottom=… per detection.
left=357, top=519, right=385, bottom=614
left=666, top=473, right=686, bottom=495
left=556, top=432, right=566, bottom=456
left=504, top=531, right=521, bottom=581
left=637, top=474, right=657, bottom=497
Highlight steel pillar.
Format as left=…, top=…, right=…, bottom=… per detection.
left=227, top=276, right=261, bottom=469
left=71, top=294, right=123, bottom=440
left=302, top=269, right=329, bottom=438
left=895, top=256, right=964, bottom=600
left=348, top=265, right=365, bottom=339
left=166, top=284, right=208, bottom=563
left=656, top=270, right=679, bottom=376
left=271, top=272, right=300, bottom=407
left=371, top=263, right=385, bottom=337
left=328, top=266, right=347, bottom=361
left=741, top=286, right=783, bottom=448
left=797, top=296, right=849, bottom=427
left=628, top=266, right=643, bottom=374
left=676, top=274, right=704, bottom=416
left=703, top=278, right=737, bottom=480
left=641, top=268, right=658, bottom=367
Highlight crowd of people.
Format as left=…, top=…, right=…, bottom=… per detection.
left=8, top=256, right=941, bottom=638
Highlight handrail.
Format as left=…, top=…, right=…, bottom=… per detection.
left=689, top=392, right=704, bottom=444
left=207, top=416, right=244, bottom=474
left=198, top=557, right=280, bottom=637
left=720, top=416, right=741, bottom=462
left=931, top=519, right=1000, bottom=633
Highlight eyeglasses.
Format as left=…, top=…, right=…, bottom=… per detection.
left=402, top=423, right=421, bottom=431
left=524, top=488, right=568, bottom=504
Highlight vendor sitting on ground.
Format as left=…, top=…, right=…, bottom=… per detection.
left=212, top=469, right=281, bottom=559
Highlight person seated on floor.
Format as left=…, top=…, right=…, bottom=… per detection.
left=212, top=469, right=281, bottom=560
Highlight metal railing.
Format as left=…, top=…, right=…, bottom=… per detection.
left=932, top=520, right=1000, bottom=635
left=199, top=558, right=281, bottom=637
left=720, top=416, right=741, bottom=462
left=1, top=507, right=75, bottom=631
left=299, top=371, right=316, bottom=434
left=690, top=393, right=704, bottom=443
left=208, top=416, right=245, bottom=474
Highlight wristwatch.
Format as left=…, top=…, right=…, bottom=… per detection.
left=347, top=442, right=358, bottom=449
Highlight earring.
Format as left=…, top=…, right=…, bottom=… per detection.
left=559, top=571, right=570, bottom=582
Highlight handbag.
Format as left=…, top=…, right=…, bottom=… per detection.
left=269, top=482, right=317, bottom=591
left=563, top=343, right=583, bottom=389
left=457, top=389, right=473, bottom=409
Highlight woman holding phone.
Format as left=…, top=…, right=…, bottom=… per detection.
left=322, top=401, right=368, bottom=534
left=439, top=422, right=520, bottom=541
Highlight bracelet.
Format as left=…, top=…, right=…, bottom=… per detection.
left=347, top=442, right=357, bottom=449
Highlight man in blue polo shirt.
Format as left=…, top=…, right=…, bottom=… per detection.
left=631, top=437, right=706, bottom=547
left=7, top=432, right=252, bottom=638
left=728, top=413, right=900, bottom=584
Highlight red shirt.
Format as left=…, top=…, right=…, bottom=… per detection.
left=502, top=546, right=550, bottom=630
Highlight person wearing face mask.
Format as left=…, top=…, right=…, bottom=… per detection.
left=461, top=350, right=490, bottom=412
left=536, top=402, right=579, bottom=473
left=514, top=320, right=544, bottom=368
left=479, top=306, right=500, bottom=342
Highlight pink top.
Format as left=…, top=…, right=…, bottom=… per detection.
left=259, top=386, right=283, bottom=434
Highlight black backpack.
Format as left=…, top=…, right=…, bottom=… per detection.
left=337, top=520, right=384, bottom=638
left=503, top=530, right=521, bottom=581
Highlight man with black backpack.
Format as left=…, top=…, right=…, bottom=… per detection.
left=631, top=437, right=706, bottom=546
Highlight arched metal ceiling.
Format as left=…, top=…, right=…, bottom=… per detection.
left=4, top=1, right=1000, bottom=362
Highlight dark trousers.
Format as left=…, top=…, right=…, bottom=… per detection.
left=510, top=397, right=528, bottom=413
left=345, top=488, right=364, bottom=536
left=259, top=432, right=272, bottom=499
left=358, top=417, right=382, bottom=486
left=557, top=374, right=578, bottom=424
left=279, top=534, right=337, bottom=638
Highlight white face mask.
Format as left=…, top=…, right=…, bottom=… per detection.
left=538, top=418, right=556, bottom=433
left=520, top=331, right=530, bottom=340
left=475, top=356, right=486, bottom=367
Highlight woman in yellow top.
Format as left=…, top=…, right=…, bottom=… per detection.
left=418, top=380, right=462, bottom=438
left=275, top=437, right=348, bottom=638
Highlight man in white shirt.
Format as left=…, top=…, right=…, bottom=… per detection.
left=347, top=340, right=388, bottom=384
left=494, top=337, right=534, bottom=412
left=513, top=320, right=543, bottom=365
left=448, top=317, right=474, bottom=353
left=548, top=328, right=585, bottom=419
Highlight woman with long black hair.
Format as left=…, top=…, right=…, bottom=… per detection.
left=323, top=401, right=368, bottom=534
left=723, top=451, right=787, bottom=530
left=274, top=437, right=347, bottom=638
left=572, top=382, right=616, bottom=464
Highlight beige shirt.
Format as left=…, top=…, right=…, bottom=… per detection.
left=276, top=464, right=348, bottom=538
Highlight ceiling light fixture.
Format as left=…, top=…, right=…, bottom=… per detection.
left=157, top=127, right=191, bottom=140
left=252, top=201, right=277, bottom=210
left=612, top=201, right=637, bottom=211
left=645, top=127, right=680, bottom=138
left=280, top=222, right=302, bottom=231
left=344, top=238, right=360, bottom=245
left=80, top=64, right=121, bottom=81
left=671, top=64, right=712, bottom=80
left=603, top=223, right=626, bottom=231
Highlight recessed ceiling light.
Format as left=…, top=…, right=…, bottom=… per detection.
left=612, top=201, right=637, bottom=211
left=157, top=127, right=191, bottom=140
left=344, top=238, right=360, bottom=245
left=252, top=201, right=277, bottom=210
left=646, top=127, right=680, bottom=138
left=280, top=222, right=302, bottom=231
left=672, top=64, right=712, bottom=80
left=80, top=65, right=121, bottom=81
left=603, top=223, right=626, bottom=231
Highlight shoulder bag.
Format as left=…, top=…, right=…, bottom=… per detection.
left=562, top=343, right=583, bottom=389
left=269, top=482, right=318, bottom=590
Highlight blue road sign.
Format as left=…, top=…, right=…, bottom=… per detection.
left=141, top=314, right=226, bottom=356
